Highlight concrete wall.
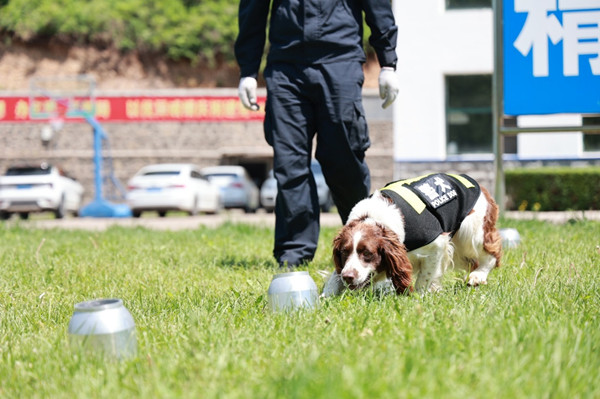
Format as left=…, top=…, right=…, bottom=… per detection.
left=0, top=89, right=394, bottom=205
left=2, top=87, right=596, bottom=208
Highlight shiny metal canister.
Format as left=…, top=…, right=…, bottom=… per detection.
left=68, top=298, right=137, bottom=359
left=268, top=271, right=318, bottom=312
left=500, top=228, right=521, bottom=249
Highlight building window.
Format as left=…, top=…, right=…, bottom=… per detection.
left=446, top=75, right=517, bottom=156
left=446, top=75, right=493, bottom=155
left=583, top=116, right=600, bottom=152
left=446, top=0, right=491, bottom=9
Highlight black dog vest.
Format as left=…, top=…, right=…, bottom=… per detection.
left=379, top=173, right=481, bottom=251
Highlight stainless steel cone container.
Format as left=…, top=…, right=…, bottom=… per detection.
left=68, top=298, right=137, bottom=359
left=500, top=228, right=521, bottom=249
left=268, top=271, right=318, bottom=312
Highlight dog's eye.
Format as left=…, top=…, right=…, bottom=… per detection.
left=362, top=250, right=373, bottom=261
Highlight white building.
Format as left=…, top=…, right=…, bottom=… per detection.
left=391, top=0, right=600, bottom=180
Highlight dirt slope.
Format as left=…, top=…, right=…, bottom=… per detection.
left=0, top=39, right=381, bottom=91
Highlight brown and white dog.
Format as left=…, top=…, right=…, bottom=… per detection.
left=322, top=173, right=502, bottom=296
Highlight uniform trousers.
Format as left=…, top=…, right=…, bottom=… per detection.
left=264, top=61, right=371, bottom=267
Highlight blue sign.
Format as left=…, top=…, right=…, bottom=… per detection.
left=503, top=0, right=600, bottom=115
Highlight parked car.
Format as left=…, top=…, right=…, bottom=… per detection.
left=126, top=163, right=222, bottom=217
left=260, top=159, right=333, bottom=213
left=0, top=163, right=84, bottom=220
left=201, top=165, right=260, bottom=213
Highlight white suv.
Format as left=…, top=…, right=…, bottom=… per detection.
left=0, top=163, right=84, bottom=220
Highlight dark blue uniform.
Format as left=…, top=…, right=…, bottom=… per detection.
left=235, top=0, right=398, bottom=267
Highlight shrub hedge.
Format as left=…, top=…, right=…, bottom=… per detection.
left=0, top=0, right=239, bottom=65
left=0, top=0, right=375, bottom=66
left=505, top=167, right=600, bottom=211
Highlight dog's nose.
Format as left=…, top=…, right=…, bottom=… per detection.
left=341, top=268, right=358, bottom=284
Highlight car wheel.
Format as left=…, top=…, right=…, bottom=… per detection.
left=188, top=197, right=198, bottom=216
left=19, top=212, right=30, bottom=220
left=0, top=211, right=10, bottom=220
left=132, top=210, right=142, bottom=218
left=54, top=196, right=66, bottom=219
left=158, top=211, right=167, bottom=217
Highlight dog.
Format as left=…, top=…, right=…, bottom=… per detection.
left=322, top=173, right=502, bottom=296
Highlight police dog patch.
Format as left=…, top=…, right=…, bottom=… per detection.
left=412, top=174, right=457, bottom=209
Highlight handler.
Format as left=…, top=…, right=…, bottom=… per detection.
left=235, top=0, right=400, bottom=268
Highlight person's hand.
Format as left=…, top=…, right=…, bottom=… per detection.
left=378, top=67, right=399, bottom=109
left=238, top=77, right=259, bottom=111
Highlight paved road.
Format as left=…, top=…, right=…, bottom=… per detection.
left=4, top=209, right=600, bottom=231
left=503, top=210, right=600, bottom=223
left=7, top=210, right=342, bottom=231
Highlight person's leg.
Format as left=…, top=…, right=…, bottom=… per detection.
left=311, top=61, right=371, bottom=224
left=264, top=63, right=320, bottom=267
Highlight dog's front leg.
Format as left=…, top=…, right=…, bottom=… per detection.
left=414, top=263, right=444, bottom=293
left=412, top=236, right=452, bottom=293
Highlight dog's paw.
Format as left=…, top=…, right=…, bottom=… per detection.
left=467, top=271, right=488, bottom=286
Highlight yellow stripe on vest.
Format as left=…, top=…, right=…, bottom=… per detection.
left=393, top=173, right=432, bottom=186
left=382, top=182, right=426, bottom=214
left=447, top=173, right=475, bottom=188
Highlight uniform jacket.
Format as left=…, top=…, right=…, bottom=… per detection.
left=234, top=0, right=398, bottom=78
left=380, top=174, right=481, bottom=251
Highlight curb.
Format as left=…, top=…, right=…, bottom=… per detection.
left=4, top=210, right=600, bottom=232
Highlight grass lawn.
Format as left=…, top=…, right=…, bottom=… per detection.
left=0, top=218, right=599, bottom=398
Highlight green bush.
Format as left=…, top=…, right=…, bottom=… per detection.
left=0, top=0, right=239, bottom=65
left=505, top=167, right=600, bottom=211
left=0, top=0, right=376, bottom=66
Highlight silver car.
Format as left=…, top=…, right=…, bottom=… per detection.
left=201, top=165, right=260, bottom=213
left=260, top=160, right=333, bottom=213
left=0, top=163, right=84, bottom=220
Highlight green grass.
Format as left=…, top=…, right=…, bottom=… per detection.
left=1, top=219, right=599, bottom=398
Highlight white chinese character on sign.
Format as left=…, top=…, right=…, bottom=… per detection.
left=416, top=183, right=439, bottom=201
left=513, top=0, right=563, bottom=77
left=514, top=0, right=600, bottom=77
left=433, top=176, right=452, bottom=193
left=562, top=9, right=600, bottom=76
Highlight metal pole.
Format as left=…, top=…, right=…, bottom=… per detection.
left=86, top=116, right=105, bottom=202
left=501, top=124, right=600, bottom=135
left=79, top=115, right=132, bottom=218
left=392, top=0, right=400, bottom=181
left=492, top=0, right=505, bottom=214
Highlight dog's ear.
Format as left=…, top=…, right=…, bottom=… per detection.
left=332, top=228, right=346, bottom=274
left=380, top=230, right=413, bottom=294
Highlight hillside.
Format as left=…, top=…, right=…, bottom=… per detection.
left=0, top=39, right=381, bottom=92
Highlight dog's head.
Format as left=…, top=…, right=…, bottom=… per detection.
left=332, top=217, right=413, bottom=294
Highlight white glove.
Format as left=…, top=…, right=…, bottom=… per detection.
left=238, top=77, right=259, bottom=111
left=378, top=67, right=399, bottom=109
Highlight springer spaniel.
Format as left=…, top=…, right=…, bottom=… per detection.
left=322, top=173, right=502, bottom=296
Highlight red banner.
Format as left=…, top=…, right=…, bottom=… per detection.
left=0, top=96, right=266, bottom=122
